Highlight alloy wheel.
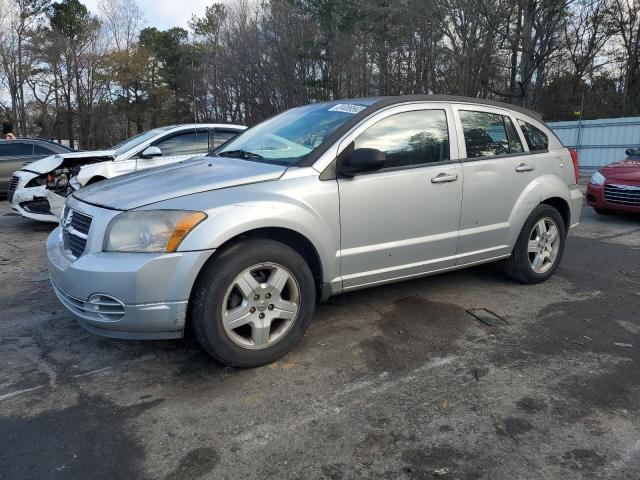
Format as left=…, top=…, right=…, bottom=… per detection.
left=528, top=217, right=561, bottom=274
left=221, top=262, right=300, bottom=349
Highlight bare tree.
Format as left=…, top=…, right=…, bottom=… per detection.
left=608, top=0, right=640, bottom=114
left=0, top=0, right=49, bottom=135
left=98, top=0, right=145, bottom=53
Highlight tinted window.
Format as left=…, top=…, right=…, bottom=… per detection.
left=112, top=126, right=173, bottom=156
left=518, top=120, right=549, bottom=151
left=33, top=144, right=56, bottom=155
left=354, top=110, right=450, bottom=168
left=154, top=131, right=209, bottom=156
left=0, top=142, right=32, bottom=157
left=210, top=130, right=239, bottom=150
left=460, top=111, right=527, bottom=158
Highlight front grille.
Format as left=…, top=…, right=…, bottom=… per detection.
left=9, top=175, right=19, bottom=191
left=604, top=184, right=640, bottom=206
left=62, top=208, right=92, bottom=259
left=70, top=210, right=92, bottom=235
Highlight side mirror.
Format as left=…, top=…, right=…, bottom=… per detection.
left=141, top=146, right=162, bottom=158
left=625, top=148, right=637, bottom=157
left=337, top=147, right=386, bottom=177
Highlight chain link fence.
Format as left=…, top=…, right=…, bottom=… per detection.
left=544, top=90, right=640, bottom=169
left=538, top=89, right=640, bottom=123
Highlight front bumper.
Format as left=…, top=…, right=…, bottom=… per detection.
left=47, top=227, right=214, bottom=339
left=586, top=182, right=640, bottom=213
left=569, top=186, right=583, bottom=228
left=10, top=172, right=58, bottom=222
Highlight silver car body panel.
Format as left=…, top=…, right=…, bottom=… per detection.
left=47, top=97, right=582, bottom=339
left=73, top=156, right=287, bottom=210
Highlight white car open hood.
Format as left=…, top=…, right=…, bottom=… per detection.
left=20, top=150, right=117, bottom=174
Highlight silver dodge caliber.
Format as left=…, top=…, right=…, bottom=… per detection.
left=47, top=95, right=583, bottom=367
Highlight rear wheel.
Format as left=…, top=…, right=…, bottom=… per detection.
left=502, top=205, right=566, bottom=284
left=191, top=238, right=316, bottom=367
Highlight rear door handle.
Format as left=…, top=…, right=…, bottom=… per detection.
left=431, top=173, right=458, bottom=184
left=515, top=163, right=535, bottom=172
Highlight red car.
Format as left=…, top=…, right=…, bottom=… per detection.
left=586, top=148, right=640, bottom=214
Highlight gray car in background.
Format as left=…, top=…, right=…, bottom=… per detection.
left=2, top=138, right=73, bottom=197
left=47, top=95, right=583, bottom=367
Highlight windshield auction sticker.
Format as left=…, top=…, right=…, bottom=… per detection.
left=328, top=104, right=367, bottom=114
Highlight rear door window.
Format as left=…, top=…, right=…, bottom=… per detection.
left=353, top=109, right=450, bottom=168
left=459, top=111, right=524, bottom=158
left=210, top=130, right=240, bottom=151
left=154, top=131, right=209, bottom=156
left=33, top=144, right=57, bottom=155
left=518, top=120, right=549, bottom=151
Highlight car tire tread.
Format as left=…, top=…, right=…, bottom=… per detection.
left=191, top=238, right=316, bottom=367
left=502, top=204, right=567, bottom=284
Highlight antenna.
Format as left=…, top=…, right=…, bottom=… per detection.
left=192, top=59, right=197, bottom=125
left=192, top=58, right=198, bottom=145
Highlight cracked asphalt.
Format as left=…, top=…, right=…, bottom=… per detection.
left=0, top=194, right=639, bottom=480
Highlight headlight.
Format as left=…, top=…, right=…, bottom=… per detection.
left=104, top=210, right=207, bottom=253
left=590, top=171, right=605, bottom=185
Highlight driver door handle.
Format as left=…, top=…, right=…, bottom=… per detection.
left=515, top=163, right=535, bottom=172
left=431, top=173, right=458, bottom=184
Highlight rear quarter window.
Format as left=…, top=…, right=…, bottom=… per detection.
left=518, top=120, right=549, bottom=151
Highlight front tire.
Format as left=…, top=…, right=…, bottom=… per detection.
left=191, top=238, right=316, bottom=367
left=502, top=205, right=566, bottom=284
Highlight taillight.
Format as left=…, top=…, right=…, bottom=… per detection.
left=568, top=148, right=579, bottom=184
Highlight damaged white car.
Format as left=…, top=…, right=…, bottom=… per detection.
left=9, top=123, right=246, bottom=221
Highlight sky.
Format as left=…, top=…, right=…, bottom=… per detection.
left=82, top=0, right=215, bottom=30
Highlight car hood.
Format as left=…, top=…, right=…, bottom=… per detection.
left=602, top=159, right=640, bottom=182
left=72, top=156, right=287, bottom=210
left=21, top=150, right=116, bottom=174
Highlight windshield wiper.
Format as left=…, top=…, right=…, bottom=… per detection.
left=217, top=149, right=264, bottom=160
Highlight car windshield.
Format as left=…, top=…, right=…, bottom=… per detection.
left=112, top=127, right=174, bottom=156
left=216, top=100, right=377, bottom=165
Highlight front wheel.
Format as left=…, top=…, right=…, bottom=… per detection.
left=191, top=238, right=316, bottom=367
left=502, top=205, right=566, bottom=284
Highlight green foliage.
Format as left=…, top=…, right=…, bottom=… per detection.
left=48, top=0, right=91, bottom=39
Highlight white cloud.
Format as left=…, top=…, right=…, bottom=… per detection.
left=83, top=0, right=215, bottom=30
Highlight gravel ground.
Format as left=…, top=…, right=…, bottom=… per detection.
left=0, top=196, right=639, bottom=480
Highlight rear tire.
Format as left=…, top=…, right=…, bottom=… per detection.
left=502, top=204, right=566, bottom=284
left=191, top=238, right=316, bottom=367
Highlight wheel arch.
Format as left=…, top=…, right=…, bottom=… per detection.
left=76, top=161, right=113, bottom=186
left=190, top=226, right=326, bottom=305
left=507, top=175, right=573, bottom=248
left=540, top=196, right=571, bottom=229
left=86, top=175, right=107, bottom=185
